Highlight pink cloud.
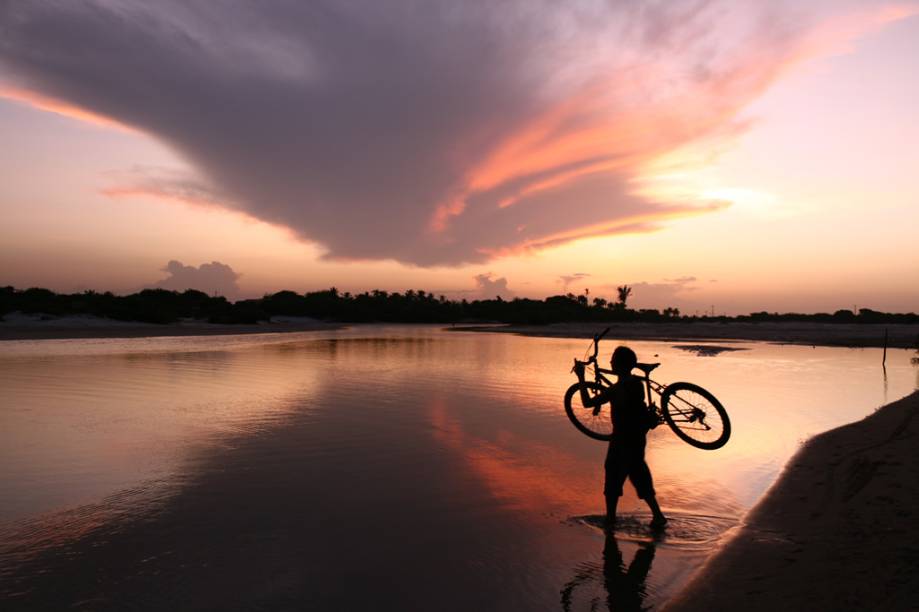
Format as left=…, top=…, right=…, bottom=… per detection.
left=2, top=1, right=915, bottom=265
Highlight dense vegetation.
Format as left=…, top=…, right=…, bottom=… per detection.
left=2, top=285, right=917, bottom=326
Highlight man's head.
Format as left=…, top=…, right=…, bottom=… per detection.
left=611, top=345, right=637, bottom=376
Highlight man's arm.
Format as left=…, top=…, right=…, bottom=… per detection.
left=574, top=361, right=612, bottom=407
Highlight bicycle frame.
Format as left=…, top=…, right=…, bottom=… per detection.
left=590, top=365, right=666, bottom=410
left=568, top=328, right=728, bottom=445
left=575, top=327, right=665, bottom=409
left=574, top=328, right=703, bottom=427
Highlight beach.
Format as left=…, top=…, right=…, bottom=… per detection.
left=3, top=316, right=918, bottom=349
left=456, top=321, right=919, bottom=349
left=0, top=314, right=342, bottom=341
left=664, top=390, right=919, bottom=611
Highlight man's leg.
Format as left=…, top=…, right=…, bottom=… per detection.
left=645, top=496, right=667, bottom=528
left=629, top=454, right=667, bottom=527
left=604, top=445, right=628, bottom=528
left=605, top=493, right=619, bottom=527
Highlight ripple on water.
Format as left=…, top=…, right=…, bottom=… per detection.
left=570, top=512, right=738, bottom=549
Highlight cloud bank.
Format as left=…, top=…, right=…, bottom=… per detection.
left=152, top=260, right=241, bottom=298
left=473, top=273, right=514, bottom=300
left=559, top=273, right=591, bottom=293
left=1, top=1, right=911, bottom=265
left=600, top=276, right=700, bottom=309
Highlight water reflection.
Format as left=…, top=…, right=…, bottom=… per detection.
left=428, top=395, right=598, bottom=514
left=0, top=345, right=323, bottom=522
left=0, top=327, right=916, bottom=609
left=561, top=532, right=657, bottom=612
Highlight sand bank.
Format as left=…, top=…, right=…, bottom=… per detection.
left=664, top=390, right=919, bottom=611
left=0, top=313, right=342, bottom=341
left=455, top=321, right=919, bottom=349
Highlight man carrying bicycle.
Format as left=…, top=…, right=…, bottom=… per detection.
left=575, top=346, right=668, bottom=529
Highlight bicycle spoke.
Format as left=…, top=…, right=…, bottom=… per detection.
left=664, top=388, right=724, bottom=445
left=570, top=385, right=612, bottom=437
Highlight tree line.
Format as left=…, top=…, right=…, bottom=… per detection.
left=1, top=285, right=917, bottom=326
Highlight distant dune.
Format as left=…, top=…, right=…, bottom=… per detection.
left=4, top=314, right=918, bottom=349
left=0, top=312, right=341, bottom=341
left=455, top=321, right=919, bottom=349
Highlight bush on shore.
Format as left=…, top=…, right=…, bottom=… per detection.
left=1, top=285, right=916, bottom=326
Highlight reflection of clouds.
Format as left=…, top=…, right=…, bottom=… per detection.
left=424, top=370, right=745, bottom=519
left=428, top=396, right=601, bottom=514
left=1, top=342, right=324, bottom=522
left=0, top=475, right=179, bottom=577
left=1, top=340, right=328, bottom=581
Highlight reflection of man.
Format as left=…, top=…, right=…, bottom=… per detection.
left=575, top=345, right=667, bottom=528
left=559, top=533, right=657, bottom=612
left=603, top=534, right=655, bottom=611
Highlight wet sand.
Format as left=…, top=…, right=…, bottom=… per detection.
left=455, top=321, right=919, bottom=349
left=4, top=317, right=917, bottom=348
left=664, top=390, right=919, bottom=611
left=0, top=317, right=342, bottom=340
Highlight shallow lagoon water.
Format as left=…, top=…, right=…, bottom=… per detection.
left=1, top=326, right=916, bottom=609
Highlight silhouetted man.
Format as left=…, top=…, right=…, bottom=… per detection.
left=575, top=345, right=667, bottom=528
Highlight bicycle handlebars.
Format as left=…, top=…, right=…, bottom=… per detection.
left=572, top=327, right=613, bottom=373
left=589, top=327, right=611, bottom=359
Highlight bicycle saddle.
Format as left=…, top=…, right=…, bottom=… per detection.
left=634, top=362, right=660, bottom=374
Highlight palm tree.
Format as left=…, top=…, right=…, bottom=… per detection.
left=616, top=285, right=632, bottom=308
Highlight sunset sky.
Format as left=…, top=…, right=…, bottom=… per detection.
left=2, top=0, right=918, bottom=314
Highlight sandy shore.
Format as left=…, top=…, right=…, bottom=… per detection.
left=3, top=316, right=917, bottom=348
left=664, top=390, right=919, bottom=611
left=0, top=314, right=342, bottom=341
left=455, top=321, right=919, bottom=349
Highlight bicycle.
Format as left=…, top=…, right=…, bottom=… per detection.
left=563, top=328, right=731, bottom=450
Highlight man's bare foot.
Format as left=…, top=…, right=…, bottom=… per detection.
left=604, top=515, right=617, bottom=531
left=649, top=515, right=668, bottom=529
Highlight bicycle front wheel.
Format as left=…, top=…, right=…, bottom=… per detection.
left=660, top=382, right=731, bottom=450
left=564, top=381, right=613, bottom=441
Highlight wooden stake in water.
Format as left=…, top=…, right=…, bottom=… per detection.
left=883, top=328, right=888, bottom=366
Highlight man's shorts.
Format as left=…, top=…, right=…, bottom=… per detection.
left=604, top=438, right=655, bottom=500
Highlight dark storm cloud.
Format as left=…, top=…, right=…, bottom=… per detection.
left=152, top=260, right=241, bottom=298
left=0, top=1, right=824, bottom=265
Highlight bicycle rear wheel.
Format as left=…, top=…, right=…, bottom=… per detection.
left=564, top=381, right=613, bottom=441
left=660, top=382, right=730, bottom=450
